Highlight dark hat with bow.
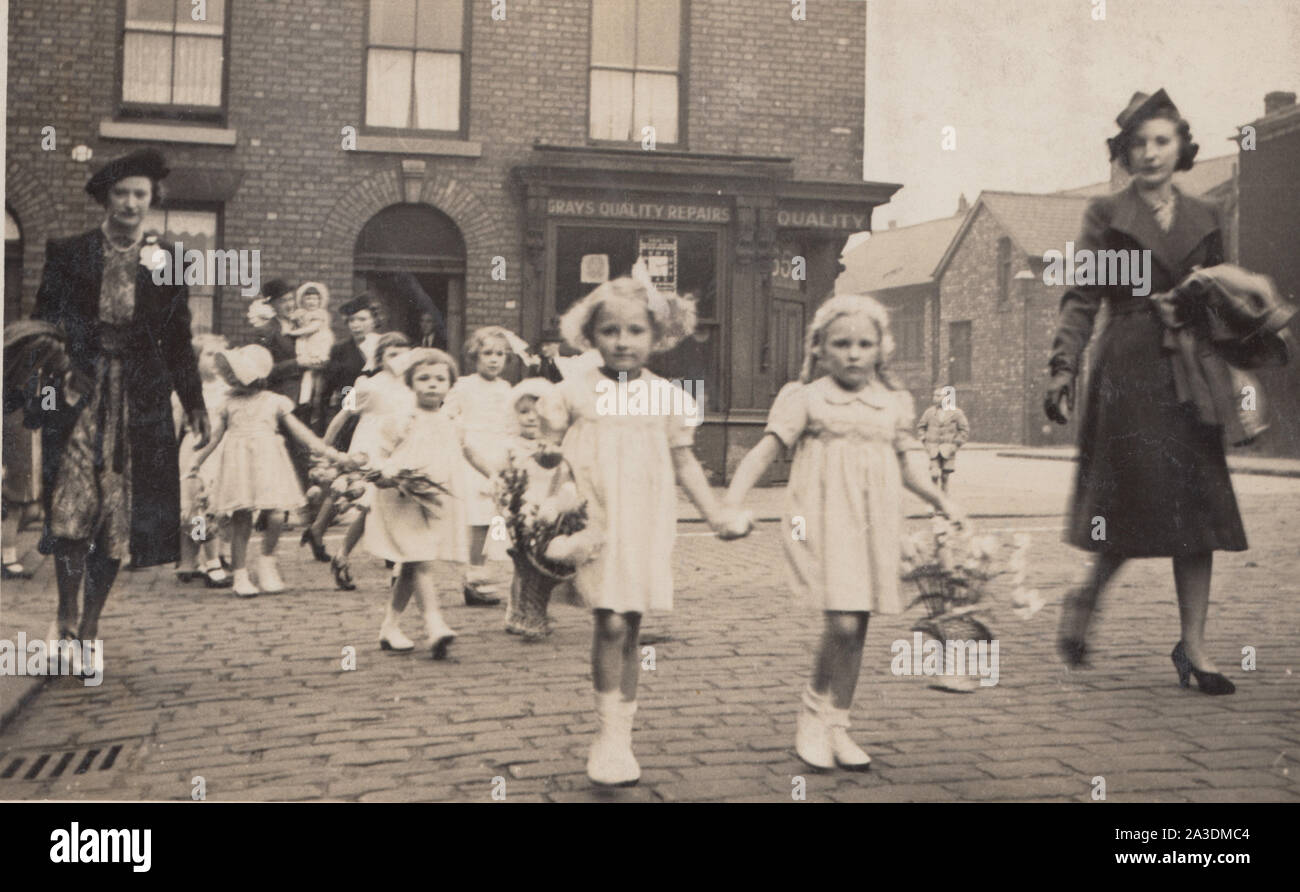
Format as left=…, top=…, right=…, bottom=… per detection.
left=1107, top=89, right=1184, bottom=162
left=262, top=278, right=296, bottom=301
left=84, top=148, right=170, bottom=204
left=339, top=293, right=375, bottom=317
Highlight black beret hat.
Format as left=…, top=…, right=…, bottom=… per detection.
left=339, top=294, right=375, bottom=316
left=84, top=148, right=169, bottom=204
left=262, top=279, right=296, bottom=301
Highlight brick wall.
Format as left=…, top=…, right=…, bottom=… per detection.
left=6, top=1, right=868, bottom=345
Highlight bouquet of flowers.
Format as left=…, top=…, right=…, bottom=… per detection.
left=305, top=451, right=451, bottom=520
left=495, top=448, right=600, bottom=580
left=900, top=516, right=1044, bottom=622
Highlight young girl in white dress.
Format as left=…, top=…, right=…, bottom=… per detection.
left=538, top=272, right=740, bottom=786
left=321, top=331, right=414, bottom=590
left=287, top=282, right=335, bottom=408
left=174, top=333, right=231, bottom=588
left=724, top=294, right=965, bottom=771
left=363, top=349, right=498, bottom=658
left=445, top=326, right=516, bottom=607
left=190, top=345, right=347, bottom=597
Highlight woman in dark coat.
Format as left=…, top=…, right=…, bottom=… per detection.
left=1046, top=90, right=1241, bottom=694
left=32, top=148, right=207, bottom=669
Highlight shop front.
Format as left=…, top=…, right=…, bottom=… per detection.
left=512, top=145, right=899, bottom=483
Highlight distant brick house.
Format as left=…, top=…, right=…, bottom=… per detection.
left=5, top=0, right=899, bottom=484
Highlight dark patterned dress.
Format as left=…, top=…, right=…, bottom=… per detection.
left=47, top=236, right=140, bottom=559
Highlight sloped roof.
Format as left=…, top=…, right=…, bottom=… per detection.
left=932, top=191, right=1089, bottom=278
left=837, top=213, right=965, bottom=292
left=1059, top=153, right=1236, bottom=198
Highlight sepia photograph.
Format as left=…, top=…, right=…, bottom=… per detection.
left=0, top=0, right=1296, bottom=859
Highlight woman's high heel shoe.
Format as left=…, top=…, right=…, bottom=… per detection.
left=300, top=528, right=330, bottom=563
left=1056, top=587, right=1092, bottom=668
left=1171, top=641, right=1235, bottom=695
left=332, top=555, right=356, bottom=591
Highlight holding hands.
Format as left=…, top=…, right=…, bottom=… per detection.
left=713, top=505, right=755, bottom=540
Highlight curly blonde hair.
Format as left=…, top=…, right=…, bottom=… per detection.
left=558, top=276, right=697, bottom=355
left=463, top=325, right=516, bottom=366
left=800, top=293, right=905, bottom=390
left=401, top=347, right=459, bottom=388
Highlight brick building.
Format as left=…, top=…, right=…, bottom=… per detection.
left=4, top=0, right=897, bottom=483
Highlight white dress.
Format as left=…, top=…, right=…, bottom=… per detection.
left=445, top=373, right=513, bottom=527
left=177, top=378, right=228, bottom=520
left=537, top=365, right=696, bottom=613
left=764, top=377, right=920, bottom=613
left=346, top=371, right=415, bottom=465
left=363, top=408, right=470, bottom=564
left=208, top=391, right=306, bottom=515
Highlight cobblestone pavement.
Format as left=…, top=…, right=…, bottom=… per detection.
left=1, top=455, right=1297, bottom=802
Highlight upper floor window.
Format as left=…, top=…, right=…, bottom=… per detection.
left=365, top=0, right=468, bottom=133
left=121, top=0, right=227, bottom=116
left=589, top=0, right=683, bottom=145
left=947, top=321, right=972, bottom=385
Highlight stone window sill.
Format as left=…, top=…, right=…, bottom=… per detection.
left=354, top=135, right=482, bottom=157
left=99, top=119, right=238, bottom=146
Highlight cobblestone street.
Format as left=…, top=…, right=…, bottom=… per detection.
left=2, top=453, right=1297, bottom=802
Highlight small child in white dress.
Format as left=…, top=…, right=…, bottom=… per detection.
left=288, top=282, right=335, bottom=406
left=538, top=268, right=740, bottom=786
left=724, top=294, right=965, bottom=771
left=445, top=325, right=517, bottom=606
left=174, top=333, right=231, bottom=588
left=191, top=345, right=347, bottom=597
left=363, top=349, right=497, bottom=659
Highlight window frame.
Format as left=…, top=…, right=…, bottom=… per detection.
left=115, top=0, right=231, bottom=125
left=360, top=0, right=473, bottom=139
left=147, top=200, right=226, bottom=335
left=586, top=0, right=690, bottom=149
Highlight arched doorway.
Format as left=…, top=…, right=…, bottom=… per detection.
left=353, top=203, right=466, bottom=358
left=3, top=206, right=40, bottom=519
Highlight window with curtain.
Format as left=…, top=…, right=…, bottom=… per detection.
left=947, top=321, right=972, bottom=385
left=121, top=0, right=226, bottom=112
left=366, top=0, right=467, bottom=132
left=145, top=207, right=221, bottom=334
left=589, top=0, right=682, bottom=144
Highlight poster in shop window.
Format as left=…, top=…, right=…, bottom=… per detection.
left=638, top=235, right=678, bottom=294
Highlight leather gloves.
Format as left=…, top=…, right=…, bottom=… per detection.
left=1044, top=371, right=1075, bottom=424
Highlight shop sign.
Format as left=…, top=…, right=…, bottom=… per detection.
left=776, top=208, right=869, bottom=230
left=547, top=198, right=731, bottom=224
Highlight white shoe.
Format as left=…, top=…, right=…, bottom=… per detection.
left=379, top=607, right=415, bottom=652
left=824, top=707, right=872, bottom=770
left=255, top=555, right=286, bottom=593
left=587, top=692, right=640, bottom=786
left=794, top=686, right=835, bottom=770
left=423, top=603, right=457, bottom=660
left=232, top=569, right=260, bottom=598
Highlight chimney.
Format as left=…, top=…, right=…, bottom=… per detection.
left=887, top=220, right=897, bottom=229
left=1264, top=91, right=1297, bottom=116
left=956, top=193, right=969, bottom=215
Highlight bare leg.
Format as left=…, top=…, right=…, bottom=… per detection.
left=53, top=538, right=89, bottom=634
left=592, top=610, right=634, bottom=696
left=392, top=563, right=416, bottom=612
left=337, top=513, right=365, bottom=559
left=618, top=612, right=643, bottom=701
left=468, top=525, right=488, bottom=577
left=228, top=510, right=252, bottom=571
left=309, top=497, right=335, bottom=543
left=178, top=528, right=199, bottom=572
left=1059, top=551, right=1126, bottom=641
left=811, top=611, right=869, bottom=709
left=1173, top=552, right=1217, bottom=671
left=260, top=510, right=283, bottom=557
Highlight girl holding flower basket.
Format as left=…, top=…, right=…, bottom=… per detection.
left=724, top=294, right=965, bottom=771
left=538, top=267, right=739, bottom=787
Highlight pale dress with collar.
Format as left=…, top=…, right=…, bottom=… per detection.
left=764, top=376, right=921, bottom=613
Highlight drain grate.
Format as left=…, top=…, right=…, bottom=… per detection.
left=0, top=744, right=125, bottom=782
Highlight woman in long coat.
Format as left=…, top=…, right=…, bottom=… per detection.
left=32, top=148, right=207, bottom=669
left=1046, top=90, right=1242, bottom=694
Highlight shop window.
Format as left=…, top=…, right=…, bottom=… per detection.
left=365, top=0, right=469, bottom=133
left=144, top=206, right=220, bottom=333
left=589, top=0, right=683, bottom=145
left=120, top=0, right=227, bottom=118
left=947, top=320, right=972, bottom=385
left=553, top=224, right=719, bottom=407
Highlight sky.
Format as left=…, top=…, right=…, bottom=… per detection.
left=863, top=0, right=1300, bottom=227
